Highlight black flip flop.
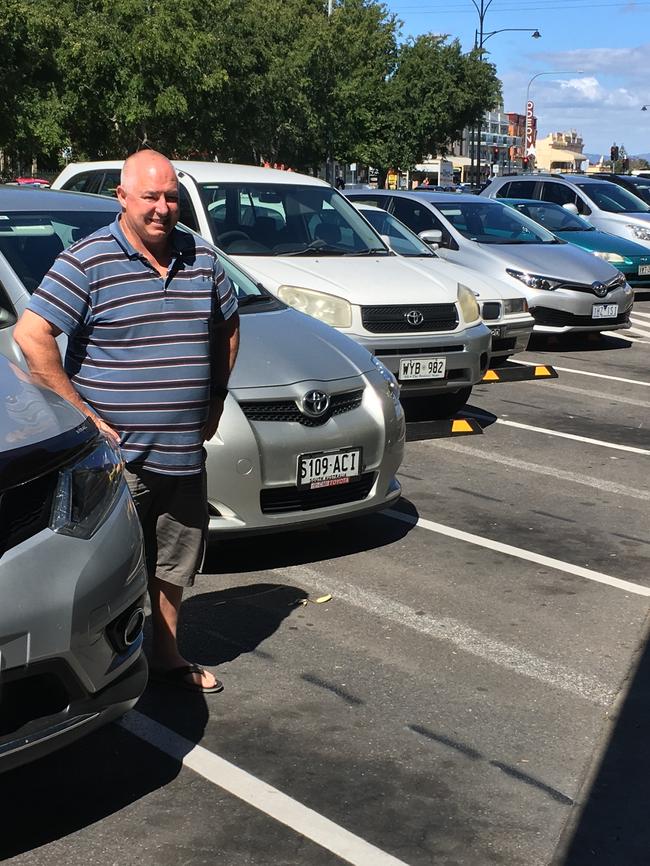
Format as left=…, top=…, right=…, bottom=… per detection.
left=149, top=663, right=224, bottom=694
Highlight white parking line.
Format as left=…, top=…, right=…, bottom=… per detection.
left=516, top=361, right=650, bottom=387
left=427, top=439, right=650, bottom=501
left=273, top=566, right=615, bottom=705
left=633, top=311, right=650, bottom=320
left=385, top=509, right=650, bottom=598
left=120, top=712, right=412, bottom=866
left=493, top=419, right=650, bottom=455
left=601, top=331, right=647, bottom=344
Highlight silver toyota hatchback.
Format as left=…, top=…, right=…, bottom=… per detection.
left=0, top=187, right=404, bottom=537
left=0, top=355, right=148, bottom=772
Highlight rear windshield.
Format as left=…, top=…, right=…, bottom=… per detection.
left=575, top=182, right=650, bottom=214
left=198, top=182, right=389, bottom=257
left=0, top=210, right=117, bottom=292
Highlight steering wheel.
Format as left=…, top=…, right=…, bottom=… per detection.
left=218, top=230, right=251, bottom=244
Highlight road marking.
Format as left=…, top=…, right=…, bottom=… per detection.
left=120, top=712, right=411, bottom=866
left=425, top=439, right=650, bottom=501
left=385, top=508, right=650, bottom=598
left=516, top=361, right=650, bottom=387
left=536, top=381, right=650, bottom=409
left=493, top=419, right=650, bottom=455
left=601, top=331, right=647, bottom=344
left=626, top=326, right=650, bottom=339
left=274, top=567, right=615, bottom=706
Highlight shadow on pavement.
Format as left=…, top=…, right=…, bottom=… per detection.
left=528, top=332, right=634, bottom=354
left=0, top=580, right=307, bottom=860
left=553, top=620, right=650, bottom=865
left=204, top=505, right=418, bottom=575
left=459, top=403, right=498, bottom=430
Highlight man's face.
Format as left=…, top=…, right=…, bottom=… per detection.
left=117, top=160, right=179, bottom=247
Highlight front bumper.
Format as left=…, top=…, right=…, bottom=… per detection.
left=205, top=371, right=405, bottom=536
left=515, top=283, right=634, bottom=333
left=485, top=315, right=535, bottom=363
left=350, top=321, right=491, bottom=396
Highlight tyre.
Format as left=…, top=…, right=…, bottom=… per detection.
left=402, top=386, right=472, bottom=421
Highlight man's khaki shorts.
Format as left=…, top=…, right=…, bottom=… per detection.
left=123, top=463, right=209, bottom=588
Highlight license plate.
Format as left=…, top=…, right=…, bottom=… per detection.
left=489, top=326, right=504, bottom=339
left=592, top=304, right=619, bottom=319
left=297, top=448, right=362, bottom=489
left=399, top=357, right=447, bottom=380
left=638, top=264, right=650, bottom=275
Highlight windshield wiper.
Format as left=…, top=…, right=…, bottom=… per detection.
left=344, top=247, right=390, bottom=256
left=236, top=293, right=274, bottom=306
left=282, top=242, right=342, bottom=257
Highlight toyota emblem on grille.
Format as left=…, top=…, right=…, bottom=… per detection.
left=301, top=390, right=330, bottom=418
left=405, top=309, right=425, bottom=326
left=591, top=281, right=608, bottom=298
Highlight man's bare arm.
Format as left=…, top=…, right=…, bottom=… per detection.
left=202, top=312, right=240, bottom=442
left=14, top=310, right=120, bottom=444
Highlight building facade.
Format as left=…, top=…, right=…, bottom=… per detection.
left=534, top=131, right=586, bottom=173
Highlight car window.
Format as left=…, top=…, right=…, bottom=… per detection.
left=96, top=171, right=120, bottom=198
left=347, top=195, right=387, bottom=209
left=497, top=180, right=536, bottom=199
left=392, top=198, right=437, bottom=233
left=198, top=182, right=387, bottom=256
left=62, top=172, right=93, bottom=193
left=0, top=279, right=17, bottom=328
left=540, top=182, right=577, bottom=207
left=509, top=201, right=589, bottom=232
left=434, top=201, right=556, bottom=244
left=0, top=210, right=118, bottom=292
left=575, top=182, right=650, bottom=213
left=360, top=209, right=435, bottom=257
left=621, top=178, right=650, bottom=206
left=178, top=186, right=199, bottom=232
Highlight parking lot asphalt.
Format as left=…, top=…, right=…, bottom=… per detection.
left=2, top=297, right=649, bottom=866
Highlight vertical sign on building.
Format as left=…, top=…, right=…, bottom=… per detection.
left=525, top=101, right=536, bottom=157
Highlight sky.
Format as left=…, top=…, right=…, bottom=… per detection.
left=385, top=0, right=650, bottom=157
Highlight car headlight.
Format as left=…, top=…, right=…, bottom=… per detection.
left=506, top=268, right=562, bottom=291
left=592, top=251, right=627, bottom=264
left=371, top=356, right=401, bottom=407
left=628, top=224, right=650, bottom=242
left=277, top=285, right=352, bottom=327
left=457, top=284, right=480, bottom=324
left=503, top=296, right=529, bottom=315
left=50, top=438, right=125, bottom=539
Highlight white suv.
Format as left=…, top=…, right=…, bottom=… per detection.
left=52, top=161, right=492, bottom=417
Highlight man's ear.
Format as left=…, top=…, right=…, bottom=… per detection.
left=116, top=185, right=128, bottom=209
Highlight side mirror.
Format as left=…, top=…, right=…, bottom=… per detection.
left=562, top=203, right=579, bottom=215
left=419, top=229, right=443, bottom=248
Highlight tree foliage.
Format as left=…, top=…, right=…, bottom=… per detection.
left=0, top=0, right=501, bottom=178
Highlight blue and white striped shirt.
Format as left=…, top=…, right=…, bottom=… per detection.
left=29, top=217, right=237, bottom=475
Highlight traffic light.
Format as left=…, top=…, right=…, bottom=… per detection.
left=523, top=156, right=529, bottom=170
left=610, top=145, right=619, bottom=162
left=492, top=146, right=499, bottom=159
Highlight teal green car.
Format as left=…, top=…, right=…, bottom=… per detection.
left=502, top=198, right=650, bottom=290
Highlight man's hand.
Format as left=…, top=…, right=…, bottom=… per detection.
left=202, top=397, right=225, bottom=443
left=91, top=415, right=121, bottom=446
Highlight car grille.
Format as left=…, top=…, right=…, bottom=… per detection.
left=481, top=302, right=502, bottom=320
left=531, top=307, right=630, bottom=327
left=361, top=304, right=458, bottom=333
left=490, top=337, right=516, bottom=353
left=0, top=471, right=57, bottom=557
left=239, top=389, right=364, bottom=427
left=554, top=274, right=626, bottom=297
left=260, top=472, right=375, bottom=513
left=377, top=344, right=465, bottom=355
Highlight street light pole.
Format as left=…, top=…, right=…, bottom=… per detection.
left=524, top=70, right=584, bottom=170
left=467, top=0, right=541, bottom=186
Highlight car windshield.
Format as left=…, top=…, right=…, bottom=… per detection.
left=434, top=200, right=558, bottom=244
left=0, top=209, right=117, bottom=292
left=620, top=177, right=650, bottom=206
left=359, top=208, right=435, bottom=257
left=198, top=182, right=390, bottom=257
left=576, top=182, right=650, bottom=213
left=506, top=200, right=593, bottom=233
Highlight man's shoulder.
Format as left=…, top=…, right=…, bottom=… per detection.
left=66, top=222, right=120, bottom=263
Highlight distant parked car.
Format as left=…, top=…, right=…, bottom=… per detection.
left=0, top=185, right=405, bottom=536
left=586, top=173, right=650, bottom=207
left=500, top=198, right=650, bottom=291
left=52, top=161, right=493, bottom=417
left=13, top=177, right=50, bottom=188
left=481, top=174, right=650, bottom=250
left=0, top=353, right=148, bottom=772
left=352, top=202, right=534, bottom=365
left=345, top=189, right=634, bottom=334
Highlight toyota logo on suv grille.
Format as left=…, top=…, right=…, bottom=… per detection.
left=301, top=390, right=330, bottom=418
left=591, top=281, right=608, bottom=298
left=405, top=309, right=424, bottom=326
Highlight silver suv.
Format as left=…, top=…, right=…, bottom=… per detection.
left=481, top=174, right=650, bottom=249
left=0, top=354, right=148, bottom=772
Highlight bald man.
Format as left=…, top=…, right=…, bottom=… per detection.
left=15, top=150, right=239, bottom=694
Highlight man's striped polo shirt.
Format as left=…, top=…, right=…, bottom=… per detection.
left=28, top=217, right=237, bottom=475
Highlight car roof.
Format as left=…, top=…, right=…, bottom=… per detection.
left=0, top=185, right=121, bottom=212
left=58, top=160, right=328, bottom=188
left=348, top=189, right=498, bottom=205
